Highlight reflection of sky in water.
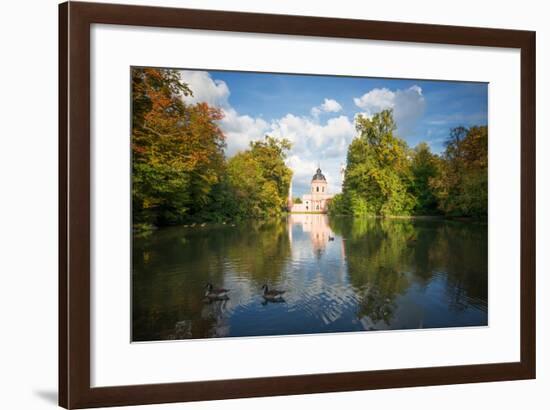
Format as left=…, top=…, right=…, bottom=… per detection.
left=132, top=216, right=488, bottom=341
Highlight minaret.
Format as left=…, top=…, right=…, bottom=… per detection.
left=340, top=163, right=346, bottom=182
left=287, top=181, right=293, bottom=209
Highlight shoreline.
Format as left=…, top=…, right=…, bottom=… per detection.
left=134, top=213, right=486, bottom=234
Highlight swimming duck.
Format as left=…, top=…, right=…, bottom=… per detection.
left=261, top=284, right=285, bottom=300
left=205, top=283, right=230, bottom=300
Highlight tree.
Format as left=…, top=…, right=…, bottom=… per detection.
left=131, top=68, right=226, bottom=226
left=342, top=109, right=415, bottom=216
left=432, top=126, right=488, bottom=217
left=226, top=136, right=292, bottom=220
left=249, top=136, right=293, bottom=209
left=410, top=142, right=440, bottom=214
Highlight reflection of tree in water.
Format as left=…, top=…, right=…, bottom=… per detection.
left=224, top=219, right=291, bottom=286
left=132, top=219, right=291, bottom=340
left=331, top=218, right=413, bottom=327
left=330, top=217, right=488, bottom=328
left=357, top=267, right=403, bottom=325
left=132, top=227, right=226, bottom=340
left=132, top=216, right=487, bottom=340
left=428, top=221, right=488, bottom=312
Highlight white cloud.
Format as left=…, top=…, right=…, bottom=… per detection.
left=179, top=70, right=230, bottom=107
left=178, top=70, right=269, bottom=155
left=262, top=112, right=352, bottom=196
left=353, top=85, right=425, bottom=135
left=219, top=108, right=269, bottom=156
left=311, top=98, right=343, bottom=117
left=287, top=155, right=317, bottom=181
left=269, top=114, right=354, bottom=159
left=176, top=70, right=352, bottom=195
left=353, top=88, right=395, bottom=113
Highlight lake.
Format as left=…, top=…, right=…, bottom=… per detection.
left=132, top=215, right=488, bottom=341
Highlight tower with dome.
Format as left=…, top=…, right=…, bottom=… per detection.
left=288, top=167, right=334, bottom=213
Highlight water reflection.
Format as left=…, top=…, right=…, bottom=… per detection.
left=132, top=216, right=487, bottom=341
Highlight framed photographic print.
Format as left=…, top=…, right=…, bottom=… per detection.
left=59, top=1, right=536, bottom=408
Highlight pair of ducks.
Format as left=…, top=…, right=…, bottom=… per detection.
left=204, top=283, right=285, bottom=301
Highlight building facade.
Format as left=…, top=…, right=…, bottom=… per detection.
left=289, top=168, right=334, bottom=213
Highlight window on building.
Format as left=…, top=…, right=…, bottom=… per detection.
left=322, top=187, right=324, bottom=192
left=316, top=186, right=319, bottom=192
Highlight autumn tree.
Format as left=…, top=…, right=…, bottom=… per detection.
left=432, top=126, right=488, bottom=217
left=131, top=68, right=226, bottom=226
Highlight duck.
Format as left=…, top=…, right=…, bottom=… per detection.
left=204, top=283, right=230, bottom=300
left=261, top=284, right=286, bottom=301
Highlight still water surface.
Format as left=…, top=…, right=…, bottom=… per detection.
left=132, top=215, right=487, bottom=341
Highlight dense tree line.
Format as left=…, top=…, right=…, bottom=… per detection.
left=329, top=109, right=488, bottom=218
left=132, top=68, right=292, bottom=229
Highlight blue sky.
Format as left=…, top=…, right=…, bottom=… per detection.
left=179, top=69, right=487, bottom=197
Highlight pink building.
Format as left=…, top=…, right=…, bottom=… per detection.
left=289, top=168, right=334, bottom=213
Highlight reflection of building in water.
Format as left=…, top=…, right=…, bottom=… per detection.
left=288, top=213, right=333, bottom=254
left=288, top=167, right=334, bottom=213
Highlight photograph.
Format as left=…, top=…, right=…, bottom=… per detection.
left=131, top=67, right=489, bottom=342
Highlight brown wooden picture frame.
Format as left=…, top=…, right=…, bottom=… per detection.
left=59, top=1, right=536, bottom=408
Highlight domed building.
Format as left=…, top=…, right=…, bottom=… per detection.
left=289, top=167, right=334, bottom=213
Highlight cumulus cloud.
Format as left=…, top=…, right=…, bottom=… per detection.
left=269, top=114, right=354, bottom=159
left=219, top=108, right=269, bottom=156
left=179, top=70, right=269, bottom=155
left=177, top=70, right=353, bottom=195
left=310, top=98, right=343, bottom=117
left=353, top=85, right=425, bottom=136
left=269, top=113, right=352, bottom=195
left=180, top=70, right=230, bottom=107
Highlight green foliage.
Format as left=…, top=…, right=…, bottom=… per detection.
left=132, top=68, right=226, bottom=226
left=327, top=193, right=347, bottom=216
left=227, top=136, right=292, bottom=220
left=329, top=110, right=487, bottom=218
left=410, top=142, right=440, bottom=214
left=431, top=126, right=488, bottom=217
left=131, top=68, right=292, bottom=228
left=339, top=110, right=415, bottom=216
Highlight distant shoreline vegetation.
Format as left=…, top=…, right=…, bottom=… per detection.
left=329, top=110, right=488, bottom=219
left=131, top=68, right=487, bottom=232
